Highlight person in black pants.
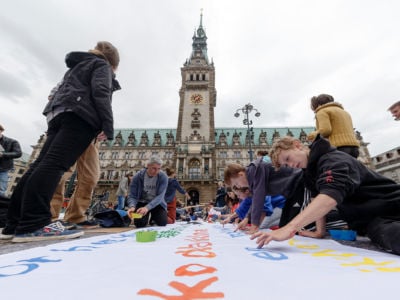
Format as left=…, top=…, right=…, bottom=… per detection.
left=127, top=156, right=168, bottom=228
left=253, top=135, right=400, bottom=256
left=1, top=41, right=120, bottom=243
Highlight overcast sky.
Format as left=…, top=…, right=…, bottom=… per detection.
left=1, top=0, right=399, bottom=157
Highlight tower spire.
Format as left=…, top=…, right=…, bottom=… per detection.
left=189, top=10, right=208, bottom=64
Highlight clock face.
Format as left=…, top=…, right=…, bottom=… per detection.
left=190, top=94, right=203, bottom=104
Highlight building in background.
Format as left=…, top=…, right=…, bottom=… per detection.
left=26, top=13, right=372, bottom=206
left=5, top=153, right=29, bottom=197
left=372, top=146, right=400, bottom=183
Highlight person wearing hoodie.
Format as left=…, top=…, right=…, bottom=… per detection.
left=307, top=94, right=360, bottom=158
left=252, top=135, right=400, bottom=256
left=1, top=41, right=120, bottom=242
left=224, top=157, right=305, bottom=234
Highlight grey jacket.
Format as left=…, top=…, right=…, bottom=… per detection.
left=127, top=168, right=168, bottom=211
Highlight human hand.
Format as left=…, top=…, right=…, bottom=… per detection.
left=246, top=225, right=259, bottom=235
left=250, top=226, right=297, bottom=249
left=234, top=218, right=248, bottom=232
left=136, top=206, right=149, bottom=215
left=97, top=131, right=107, bottom=142
left=127, top=207, right=136, bottom=214
left=221, top=216, right=231, bottom=226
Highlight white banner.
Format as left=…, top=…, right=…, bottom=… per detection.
left=1, top=222, right=400, bottom=299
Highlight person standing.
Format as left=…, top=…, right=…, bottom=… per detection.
left=388, top=101, right=400, bottom=121
left=47, top=78, right=109, bottom=228
left=0, top=124, right=22, bottom=197
left=307, top=94, right=360, bottom=158
left=127, top=156, right=168, bottom=228
left=115, top=172, right=133, bottom=210
left=1, top=41, right=120, bottom=242
left=164, top=167, right=190, bottom=224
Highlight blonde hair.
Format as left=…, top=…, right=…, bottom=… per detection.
left=91, top=41, right=120, bottom=69
left=270, top=136, right=299, bottom=169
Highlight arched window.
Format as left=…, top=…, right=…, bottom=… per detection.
left=189, top=159, right=201, bottom=179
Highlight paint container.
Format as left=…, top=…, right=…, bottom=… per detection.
left=136, top=230, right=157, bottom=242
left=130, top=212, right=143, bottom=219
left=328, top=229, right=357, bottom=241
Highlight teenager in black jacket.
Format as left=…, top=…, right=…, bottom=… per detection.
left=1, top=41, right=121, bottom=242
left=252, top=135, right=400, bottom=255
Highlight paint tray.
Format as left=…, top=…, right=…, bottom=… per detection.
left=130, top=212, right=143, bottom=219
left=136, top=230, right=157, bottom=242
left=328, top=229, right=357, bottom=241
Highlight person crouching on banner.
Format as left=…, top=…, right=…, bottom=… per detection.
left=126, top=156, right=168, bottom=228
left=252, top=135, right=400, bottom=255
left=223, top=157, right=305, bottom=234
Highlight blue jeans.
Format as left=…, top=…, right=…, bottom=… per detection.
left=7, top=113, right=96, bottom=234
left=0, top=171, right=8, bottom=196
left=117, top=195, right=126, bottom=210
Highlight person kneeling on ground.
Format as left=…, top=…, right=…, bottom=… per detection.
left=252, top=135, right=400, bottom=256
left=126, top=156, right=168, bottom=228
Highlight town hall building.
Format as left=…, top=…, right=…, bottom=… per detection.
left=28, top=13, right=372, bottom=206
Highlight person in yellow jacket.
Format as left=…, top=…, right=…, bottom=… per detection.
left=307, top=94, right=359, bottom=158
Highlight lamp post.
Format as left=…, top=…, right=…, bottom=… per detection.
left=234, top=103, right=260, bottom=162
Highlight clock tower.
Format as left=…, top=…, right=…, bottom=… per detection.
left=177, top=11, right=216, bottom=145
left=175, top=11, right=217, bottom=200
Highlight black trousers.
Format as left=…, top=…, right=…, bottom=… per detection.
left=7, top=113, right=96, bottom=234
left=337, top=146, right=359, bottom=158
left=134, top=202, right=167, bottom=228
left=367, top=216, right=400, bottom=255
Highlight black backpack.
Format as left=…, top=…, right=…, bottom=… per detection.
left=94, top=209, right=131, bottom=228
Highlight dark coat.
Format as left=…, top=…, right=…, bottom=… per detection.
left=0, top=135, right=22, bottom=171
left=43, top=52, right=120, bottom=139
left=305, top=135, right=400, bottom=233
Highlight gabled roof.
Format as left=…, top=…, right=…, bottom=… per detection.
left=101, top=126, right=315, bottom=148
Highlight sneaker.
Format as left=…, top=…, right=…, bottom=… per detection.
left=11, top=221, right=84, bottom=243
left=0, top=225, right=16, bottom=240
left=0, top=232, right=14, bottom=240
left=58, top=220, right=77, bottom=230
left=76, top=219, right=100, bottom=229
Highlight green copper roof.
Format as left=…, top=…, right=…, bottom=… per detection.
left=103, top=126, right=315, bottom=148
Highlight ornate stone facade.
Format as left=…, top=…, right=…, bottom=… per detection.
left=372, top=147, right=400, bottom=183
left=25, top=14, right=372, bottom=206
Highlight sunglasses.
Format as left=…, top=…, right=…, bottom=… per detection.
left=232, top=186, right=249, bottom=192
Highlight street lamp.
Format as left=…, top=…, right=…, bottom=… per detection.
left=234, top=103, right=260, bottom=162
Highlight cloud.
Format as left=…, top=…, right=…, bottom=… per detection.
left=1, top=0, right=400, bottom=157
